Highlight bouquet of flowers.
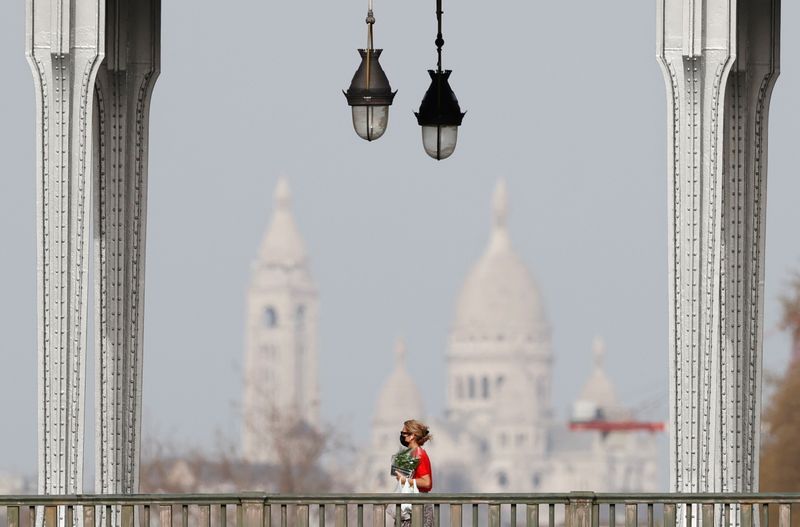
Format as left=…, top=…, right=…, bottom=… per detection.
left=390, top=447, right=420, bottom=478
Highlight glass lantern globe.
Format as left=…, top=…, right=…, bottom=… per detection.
left=421, top=125, right=458, bottom=160
left=344, top=49, right=396, bottom=142
left=415, top=70, right=465, bottom=160
left=352, top=104, right=390, bottom=141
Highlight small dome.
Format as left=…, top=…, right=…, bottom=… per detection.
left=453, top=180, right=547, bottom=337
left=573, top=337, right=626, bottom=421
left=373, top=339, right=425, bottom=427
left=258, top=177, right=308, bottom=267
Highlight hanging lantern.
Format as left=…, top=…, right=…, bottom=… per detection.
left=344, top=3, right=396, bottom=141
left=415, top=0, right=465, bottom=160
left=415, top=70, right=465, bottom=160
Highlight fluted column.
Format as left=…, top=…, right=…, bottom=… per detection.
left=93, top=0, right=160, bottom=495
left=27, top=0, right=160, bottom=505
left=26, top=0, right=105, bottom=495
left=718, top=0, right=779, bottom=492
left=657, top=0, right=779, bottom=494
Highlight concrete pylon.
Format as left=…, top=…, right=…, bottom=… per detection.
left=26, top=0, right=160, bottom=501
left=657, top=0, right=779, bottom=494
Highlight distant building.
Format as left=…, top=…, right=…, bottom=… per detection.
left=242, top=178, right=320, bottom=464
left=356, top=180, right=659, bottom=493
left=356, top=338, right=426, bottom=491
left=547, top=337, right=659, bottom=492
left=241, top=177, right=658, bottom=491
left=0, top=472, right=30, bottom=494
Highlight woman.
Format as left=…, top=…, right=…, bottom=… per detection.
left=395, top=420, right=433, bottom=527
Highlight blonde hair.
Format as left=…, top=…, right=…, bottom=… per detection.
left=404, top=419, right=432, bottom=445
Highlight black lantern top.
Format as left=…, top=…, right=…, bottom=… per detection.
left=415, top=70, right=465, bottom=126
left=344, top=48, right=396, bottom=107
left=344, top=5, right=396, bottom=108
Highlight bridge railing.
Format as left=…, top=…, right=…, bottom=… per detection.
left=0, top=493, right=798, bottom=527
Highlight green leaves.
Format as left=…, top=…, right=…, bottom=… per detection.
left=391, top=448, right=421, bottom=475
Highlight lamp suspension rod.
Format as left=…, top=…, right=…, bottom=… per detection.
left=366, top=0, right=375, bottom=87
left=435, top=0, right=443, bottom=73
left=434, top=0, right=444, bottom=159
left=367, top=0, right=374, bottom=49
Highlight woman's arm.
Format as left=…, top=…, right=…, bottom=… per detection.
left=413, top=474, right=431, bottom=491
left=396, top=473, right=431, bottom=491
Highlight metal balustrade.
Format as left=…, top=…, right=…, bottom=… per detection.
left=0, top=494, right=798, bottom=527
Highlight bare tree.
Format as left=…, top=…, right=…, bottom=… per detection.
left=138, top=413, right=349, bottom=493
left=779, top=270, right=800, bottom=364
left=240, top=399, right=345, bottom=492
left=760, top=269, right=800, bottom=506
left=760, top=358, right=800, bottom=492
left=269, top=418, right=331, bottom=493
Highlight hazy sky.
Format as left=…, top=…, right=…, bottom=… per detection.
left=1, top=0, right=799, bottom=482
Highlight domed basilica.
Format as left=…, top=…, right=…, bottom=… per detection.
left=243, top=178, right=658, bottom=491
left=354, top=180, right=658, bottom=493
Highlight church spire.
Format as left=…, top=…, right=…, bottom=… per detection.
left=394, top=338, right=408, bottom=367
left=492, top=178, right=508, bottom=230
left=275, top=176, right=292, bottom=210
left=592, top=336, right=606, bottom=371
left=577, top=336, right=618, bottom=412
left=258, top=177, right=308, bottom=267
left=488, top=178, right=512, bottom=252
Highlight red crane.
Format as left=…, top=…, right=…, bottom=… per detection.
left=568, top=420, right=665, bottom=433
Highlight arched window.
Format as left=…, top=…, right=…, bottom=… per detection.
left=497, top=472, right=508, bottom=487
left=263, top=307, right=278, bottom=328
left=481, top=376, right=489, bottom=398
left=456, top=377, right=464, bottom=399
left=295, top=305, right=306, bottom=327
left=468, top=377, right=476, bottom=399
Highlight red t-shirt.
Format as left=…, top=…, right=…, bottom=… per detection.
left=412, top=447, right=432, bottom=492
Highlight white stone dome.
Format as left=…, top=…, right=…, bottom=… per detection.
left=373, top=339, right=425, bottom=427
left=573, top=337, right=628, bottom=421
left=453, top=180, right=547, bottom=337
left=578, top=337, right=617, bottom=409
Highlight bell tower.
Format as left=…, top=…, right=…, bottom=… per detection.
left=242, top=178, right=320, bottom=463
